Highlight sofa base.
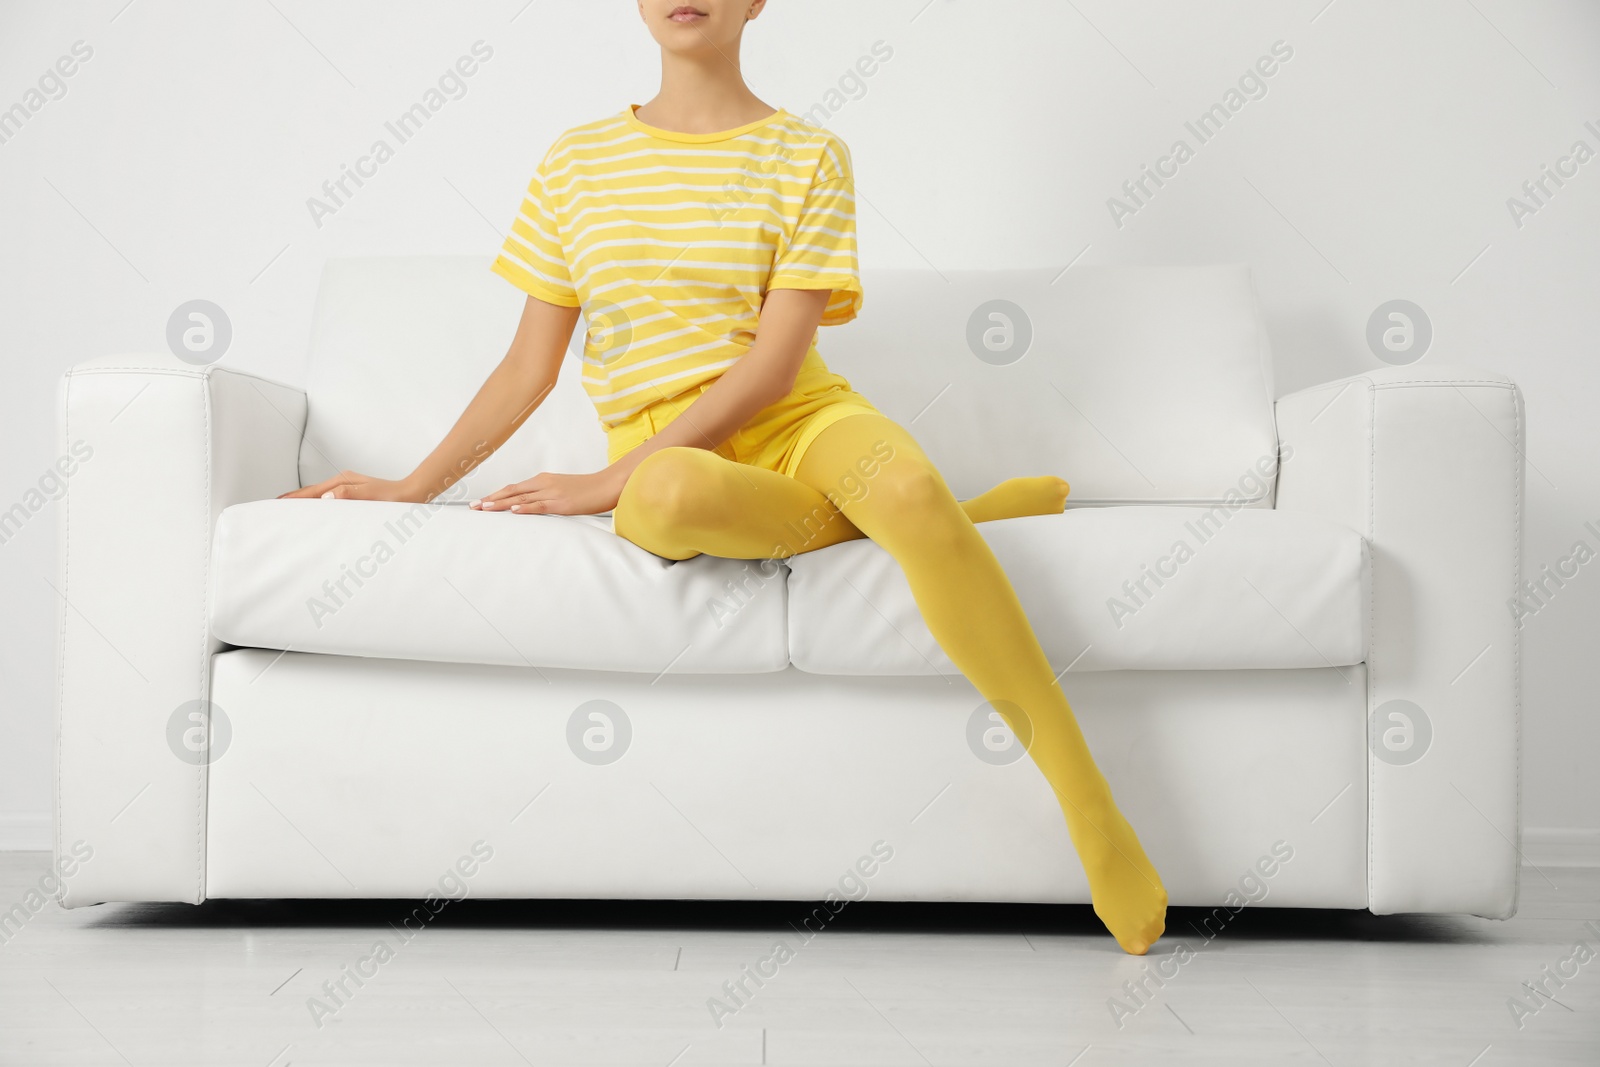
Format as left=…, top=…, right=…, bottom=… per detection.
left=198, top=651, right=1369, bottom=909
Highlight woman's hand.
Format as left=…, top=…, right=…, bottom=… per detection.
left=279, top=471, right=424, bottom=503
left=471, top=469, right=626, bottom=516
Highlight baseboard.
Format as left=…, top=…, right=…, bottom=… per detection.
left=0, top=813, right=51, bottom=851
left=1523, top=828, right=1600, bottom=868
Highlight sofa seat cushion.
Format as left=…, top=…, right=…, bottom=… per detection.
left=785, top=506, right=1368, bottom=674
left=209, top=500, right=788, bottom=673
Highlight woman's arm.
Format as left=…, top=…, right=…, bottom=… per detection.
left=474, top=286, right=831, bottom=514
left=609, top=287, right=831, bottom=477
left=282, top=295, right=580, bottom=502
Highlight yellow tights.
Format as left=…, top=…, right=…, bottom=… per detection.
left=613, top=412, right=1167, bottom=954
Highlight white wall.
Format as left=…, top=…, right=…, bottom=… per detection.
left=2, top=0, right=1596, bottom=858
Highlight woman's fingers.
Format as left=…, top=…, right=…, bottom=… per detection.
left=279, top=478, right=340, bottom=499
left=279, top=471, right=357, bottom=500
left=500, top=490, right=564, bottom=514
left=473, top=475, right=546, bottom=509
left=317, top=476, right=361, bottom=500
left=483, top=481, right=536, bottom=502
left=279, top=476, right=330, bottom=499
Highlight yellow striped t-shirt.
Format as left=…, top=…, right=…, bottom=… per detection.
left=491, top=104, right=863, bottom=428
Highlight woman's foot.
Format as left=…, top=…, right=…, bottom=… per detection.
left=961, top=475, right=1071, bottom=524
left=1060, top=791, right=1168, bottom=954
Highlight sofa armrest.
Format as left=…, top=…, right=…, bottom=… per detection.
left=1274, top=364, right=1523, bottom=918
left=53, top=354, right=307, bottom=906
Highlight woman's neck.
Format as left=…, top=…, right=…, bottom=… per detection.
left=636, top=48, right=774, bottom=134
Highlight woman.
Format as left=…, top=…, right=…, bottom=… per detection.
left=283, top=0, right=1166, bottom=955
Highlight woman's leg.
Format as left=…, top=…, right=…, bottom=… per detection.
left=614, top=447, right=1069, bottom=561
left=614, top=445, right=847, bottom=560
left=958, top=475, right=1072, bottom=524
left=612, top=423, right=1167, bottom=954
left=792, top=413, right=1167, bottom=955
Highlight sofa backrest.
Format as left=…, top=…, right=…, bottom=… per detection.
left=300, top=258, right=1278, bottom=507
left=299, top=256, right=606, bottom=504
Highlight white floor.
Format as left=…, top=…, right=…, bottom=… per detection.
left=0, top=853, right=1595, bottom=1065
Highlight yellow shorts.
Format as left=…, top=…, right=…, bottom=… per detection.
left=605, top=370, right=882, bottom=480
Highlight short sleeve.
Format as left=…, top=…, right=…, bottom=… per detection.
left=768, top=166, right=863, bottom=327
left=490, top=161, right=581, bottom=308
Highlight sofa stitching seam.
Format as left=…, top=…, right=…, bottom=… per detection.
left=66, top=367, right=207, bottom=379
left=1276, top=377, right=1513, bottom=404
left=1511, top=384, right=1523, bottom=913
left=1366, top=377, right=1376, bottom=910
left=65, top=366, right=302, bottom=393
left=1370, top=379, right=1513, bottom=389
left=196, top=377, right=211, bottom=903
left=55, top=373, right=71, bottom=906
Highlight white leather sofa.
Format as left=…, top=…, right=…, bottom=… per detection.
left=53, top=259, right=1523, bottom=920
